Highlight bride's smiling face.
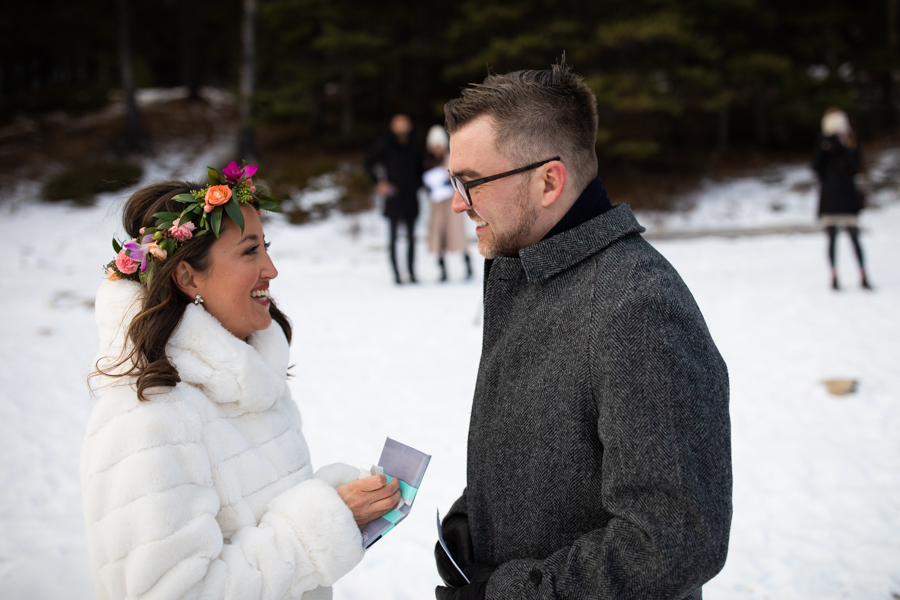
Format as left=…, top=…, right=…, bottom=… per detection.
left=174, top=204, right=278, bottom=340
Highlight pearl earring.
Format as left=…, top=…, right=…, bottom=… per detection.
left=194, top=294, right=204, bottom=305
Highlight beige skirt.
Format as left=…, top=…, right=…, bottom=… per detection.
left=429, top=199, right=469, bottom=253
left=819, top=214, right=859, bottom=228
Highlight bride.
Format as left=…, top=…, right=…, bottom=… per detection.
left=83, top=162, right=399, bottom=599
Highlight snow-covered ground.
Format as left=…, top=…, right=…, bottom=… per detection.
left=1, top=150, right=898, bottom=600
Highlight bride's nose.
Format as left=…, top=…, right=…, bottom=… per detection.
left=261, top=252, right=278, bottom=280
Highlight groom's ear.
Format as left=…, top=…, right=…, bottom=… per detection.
left=540, top=160, right=566, bottom=208
left=171, top=262, right=199, bottom=298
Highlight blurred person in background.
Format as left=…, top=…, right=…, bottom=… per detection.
left=813, top=107, right=872, bottom=291
left=434, top=60, right=731, bottom=600
left=365, top=113, right=424, bottom=284
left=84, top=171, right=399, bottom=599
left=424, top=124, right=473, bottom=282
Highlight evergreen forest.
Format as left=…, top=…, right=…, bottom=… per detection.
left=2, top=0, right=898, bottom=170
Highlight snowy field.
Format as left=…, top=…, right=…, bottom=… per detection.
left=0, top=149, right=899, bottom=599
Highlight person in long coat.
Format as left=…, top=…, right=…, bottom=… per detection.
left=424, top=125, right=473, bottom=281
left=812, top=107, right=872, bottom=290
left=434, top=60, right=731, bottom=600
left=364, top=114, right=424, bottom=284
left=83, top=178, right=400, bottom=600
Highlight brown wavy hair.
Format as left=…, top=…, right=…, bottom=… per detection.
left=94, top=181, right=292, bottom=401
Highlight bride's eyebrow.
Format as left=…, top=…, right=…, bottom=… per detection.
left=237, top=233, right=259, bottom=245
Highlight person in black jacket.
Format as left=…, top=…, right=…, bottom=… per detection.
left=364, top=114, right=424, bottom=284
left=434, top=59, right=731, bottom=600
left=812, top=107, right=872, bottom=290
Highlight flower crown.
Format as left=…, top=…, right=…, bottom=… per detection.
left=105, top=161, right=282, bottom=289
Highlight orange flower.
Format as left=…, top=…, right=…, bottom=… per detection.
left=107, top=266, right=121, bottom=281
left=204, top=184, right=232, bottom=208
left=147, top=242, right=167, bottom=260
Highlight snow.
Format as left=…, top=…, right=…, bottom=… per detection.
left=639, top=147, right=900, bottom=235
left=1, top=150, right=898, bottom=599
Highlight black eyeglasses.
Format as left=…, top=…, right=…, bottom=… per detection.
left=449, top=157, right=561, bottom=207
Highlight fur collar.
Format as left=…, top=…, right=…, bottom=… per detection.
left=95, top=279, right=289, bottom=412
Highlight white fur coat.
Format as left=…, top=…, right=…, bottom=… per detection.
left=82, top=280, right=364, bottom=600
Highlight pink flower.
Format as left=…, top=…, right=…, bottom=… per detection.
left=123, top=235, right=153, bottom=272
left=139, top=227, right=146, bottom=234
left=168, top=218, right=196, bottom=241
left=250, top=186, right=257, bottom=192
left=147, top=242, right=167, bottom=260
left=204, top=204, right=213, bottom=213
left=222, top=161, right=258, bottom=184
left=115, top=248, right=139, bottom=274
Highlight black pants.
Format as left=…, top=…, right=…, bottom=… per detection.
left=826, top=226, right=865, bottom=270
left=389, top=217, right=416, bottom=281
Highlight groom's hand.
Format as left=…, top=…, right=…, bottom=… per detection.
left=435, top=567, right=492, bottom=600
left=434, top=514, right=476, bottom=587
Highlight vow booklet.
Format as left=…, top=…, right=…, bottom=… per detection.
left=360, top=437, right=431, bottom=548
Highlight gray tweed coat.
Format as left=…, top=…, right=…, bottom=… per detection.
left=448, top=204, right=732, bottom=599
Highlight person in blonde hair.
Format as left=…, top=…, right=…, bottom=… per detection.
left=813, top=107, right=872, bottom=290
left=424, top=125, right=473, bottom=281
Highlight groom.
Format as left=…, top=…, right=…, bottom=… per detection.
left=435, top=60, right=732, bottom=600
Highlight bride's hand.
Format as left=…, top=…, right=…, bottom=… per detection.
left=336, top=474, right=402, bottom=526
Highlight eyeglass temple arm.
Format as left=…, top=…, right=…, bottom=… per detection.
left=464, top=157, right=561, bottom=189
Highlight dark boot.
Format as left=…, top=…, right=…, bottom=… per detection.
left=389, top=219, right=402, bottom=284
left=407, top=226, right=417, bottom=283
left=390, top=250, right=402, bottom=284
left=831, top=268, right=839, bottom=291
left=390, top=256, right=402, bottom=284
left=464, top=254, right=473, bottom=280
left=861, top=269, right=873, bottom=290
left=438, top=256, right=447, bottom=282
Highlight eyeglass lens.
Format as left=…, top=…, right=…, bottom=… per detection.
left=451, top=177, right=470, bottom=205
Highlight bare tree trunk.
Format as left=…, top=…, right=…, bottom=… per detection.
left=238, top=0, right=257, bottom=160
left=181, top=3, right=200, bottom=101
left=890, top=0, right=899, bottom=47
left=341, top=61, right=354, bottom=136
left=754, top=89, right=768, bottom=148
left=716, top=105, right=729, bottom=152
left=116, top=0, right=144, bottom=153
left=886, top=0, right=898, bottom=127
left=306, top=91, right=322, bottom=138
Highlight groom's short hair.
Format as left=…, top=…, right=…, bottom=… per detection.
left=444, top=59, right=599, bottom=193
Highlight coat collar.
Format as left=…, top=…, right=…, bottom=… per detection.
left=492, top=204, right=645, bottom=285
left=95, top=279, right=290, bottom=412
left=167, top=303, right=289, bottom=412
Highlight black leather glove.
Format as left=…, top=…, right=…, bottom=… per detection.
left=435, top=567, right=493, bottom=600
left=434, top=514, right=476, bottom=587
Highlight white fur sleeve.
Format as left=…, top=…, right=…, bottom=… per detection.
left=81, top=386, right=363, bottom=600
left=314, top=463, right=363, bottom=488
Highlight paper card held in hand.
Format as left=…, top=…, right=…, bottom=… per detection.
left=359, top=438, right=431, bottom=548
left=437, top=509, right=470, bottom=584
